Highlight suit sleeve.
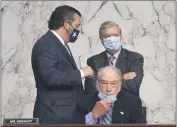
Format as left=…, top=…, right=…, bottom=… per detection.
left=35, top=44, right=82, bottom=88
left=130, top=97, right=146, bottom=123
left=121, top=55, right=144, bottom=96
left=84, top=58, right=97, bottom=94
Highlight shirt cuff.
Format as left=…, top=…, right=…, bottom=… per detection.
left=85, top=112, right=98, bottom=125
left=79, top=69, right=85, bottom=79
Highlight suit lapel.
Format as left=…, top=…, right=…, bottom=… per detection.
left=99, top=49, right=127, bottom=74
left=47, top=31, right=77, bottom=69
left=56, top=42, right=77, bottom=69
left=115, top=48, right=128, bottom=74
left=112, top=91, right=125, bottom=124
left=65, top=44, right=77, bottom=68
left=99, top=51, right=109, bottom=67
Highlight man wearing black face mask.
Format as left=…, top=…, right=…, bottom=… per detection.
left=84, top=21, right=146, bottom=123
left=31, top=5, right=94, bottom=124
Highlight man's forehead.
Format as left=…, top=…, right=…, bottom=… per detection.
left=101, top=26, right=121, bottom=35
left=99, top=79, right=119, bottom=82
left=104, top=26, right=120, bottom=33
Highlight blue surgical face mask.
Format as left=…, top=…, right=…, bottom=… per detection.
left=103, top=36, right=121, bottom=52
left=98, top=92, right=117, bottom=103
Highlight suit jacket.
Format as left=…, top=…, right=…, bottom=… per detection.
left=85, top=48, right=144, bottom=96
left=31, top=31, right=85, bottom=124
left=84, top=91, right=145, bottom=124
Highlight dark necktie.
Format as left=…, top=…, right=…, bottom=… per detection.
left=64, top=44, right=71, bottom=56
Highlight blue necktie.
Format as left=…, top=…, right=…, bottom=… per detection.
left=102, top=106, right=112, bottom=124
left=64, top=44, right=71, bottom=56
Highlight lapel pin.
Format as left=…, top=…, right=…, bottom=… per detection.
left=120, top=111, right=124, bottom=115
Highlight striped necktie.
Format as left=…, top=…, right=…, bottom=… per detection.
left=109, top=56, right=116, bottom=66
left=101, top=106, right=113, bottom=124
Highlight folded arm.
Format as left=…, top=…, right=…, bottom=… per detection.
left=121, top=56, right=144, bottom=96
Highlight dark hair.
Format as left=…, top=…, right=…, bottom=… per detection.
left=48, top=5, right=81, bottom=30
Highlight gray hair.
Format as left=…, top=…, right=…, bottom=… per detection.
left=99, top=21, right=122, bottom=36
left=97, top=66, right=122, bottom=81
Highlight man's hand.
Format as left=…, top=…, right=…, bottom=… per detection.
left=82, top=66, right=94, bottom=77
left=91, top=99, right=111, bottom=120
left=123, top=72, right=136, bottom=80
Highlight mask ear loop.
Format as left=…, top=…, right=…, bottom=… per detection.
left=65, top=20, right=74, bottom=33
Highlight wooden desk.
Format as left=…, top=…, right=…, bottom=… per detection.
left=2, top=124, right=176, bottom=127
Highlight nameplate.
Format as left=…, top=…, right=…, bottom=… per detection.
left=3, top=118, right=39, bottom=125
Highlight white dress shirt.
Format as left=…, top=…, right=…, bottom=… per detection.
left=50, top=30, right=85, bottom=81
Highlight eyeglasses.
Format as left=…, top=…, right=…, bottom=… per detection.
left=98, top=80, right=120, bottom=88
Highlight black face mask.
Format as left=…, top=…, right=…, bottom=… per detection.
left=69, top=28, right=80, bottom=43
left=65, top=22, right=80, bottom=43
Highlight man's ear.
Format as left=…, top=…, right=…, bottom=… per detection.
left=117, top=82, right=122, bottom=92
left=120, top=34, right=123, bottom=41
left=64, top=21, right=72, bottom=31
left=99, top=36, right=104, bottom=45
left=99, top=35, right=102, bottom=41
left=63, top=21, right=68, bottom=28
left=120, top=81, right=122, bottom=86
left=96, top=81, right=100, bottom=92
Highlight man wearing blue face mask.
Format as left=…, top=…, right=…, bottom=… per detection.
left=31, top=5, right=94, bottom=124
left=84, top=21, right=146, bottom=122
left=85, top=66, right=145, bottom=124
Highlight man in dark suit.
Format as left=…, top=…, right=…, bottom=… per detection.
left=31, top=5, right=94, bottom=124
left=85, top=66, right=145, bottom=124
left=84, top=21, right=146, bottom=122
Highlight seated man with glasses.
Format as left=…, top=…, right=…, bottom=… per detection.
left=85, top=66, right=145, bottom=124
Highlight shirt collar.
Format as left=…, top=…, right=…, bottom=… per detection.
left=50, top=30, right=65, bottom=46
left=106, top=47, right=121, bottom=59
